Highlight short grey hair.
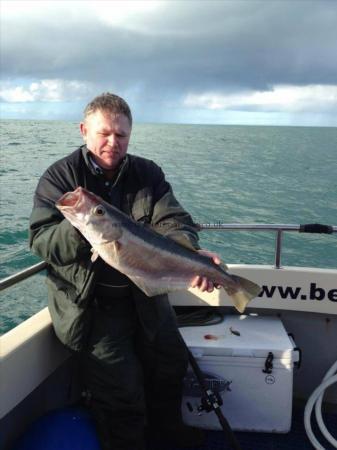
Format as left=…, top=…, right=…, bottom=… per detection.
left=84, top=92, right=132, bottom=126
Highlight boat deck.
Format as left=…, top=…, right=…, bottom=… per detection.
left=148, top=403, right=337, bottom=450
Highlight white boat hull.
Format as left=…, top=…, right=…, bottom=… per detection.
left=170, top=264, right=337, bottom=315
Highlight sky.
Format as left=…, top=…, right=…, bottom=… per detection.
left=1, top=0, right=337, bottom=126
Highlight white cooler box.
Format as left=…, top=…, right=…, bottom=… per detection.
left=180, top=315, right=299, bottom=433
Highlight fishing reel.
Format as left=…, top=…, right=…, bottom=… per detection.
left=197, top=388, right=224, bottom=414
left=184, top=374, right=232, bottom=416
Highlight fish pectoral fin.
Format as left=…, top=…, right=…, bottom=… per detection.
left=114, top=240, right=122, bottom=252
left=91, top=249, right=100, bottom=262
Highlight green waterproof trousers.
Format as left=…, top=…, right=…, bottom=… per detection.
left=80, top=295, right=188, bottom=450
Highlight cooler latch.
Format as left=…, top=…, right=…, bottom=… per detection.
left=288, top=333, right=302, bottom=369
left=263, top=352, right=274, bottom=374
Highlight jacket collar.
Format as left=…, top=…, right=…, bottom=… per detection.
left=81, top=145, right=129, bottom=186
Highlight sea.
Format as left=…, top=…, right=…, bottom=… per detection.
left=1, top=120, right=336, bottom=335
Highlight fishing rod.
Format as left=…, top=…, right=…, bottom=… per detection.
left=183, top=342, right=243, bottom=450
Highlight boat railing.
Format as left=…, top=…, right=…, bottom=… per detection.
left=0, top=261, right=48, bottom=292
left=196, top=222, right=337, bottom=269
left=0, top=223, right=336, bottom=292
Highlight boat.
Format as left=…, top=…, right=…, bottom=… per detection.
left=0, top=223, right=336, bottom=450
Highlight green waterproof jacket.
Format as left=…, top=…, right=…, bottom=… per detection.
left=29, top=146, right=200, bottom=351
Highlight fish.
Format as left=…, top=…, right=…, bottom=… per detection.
left=55, top=186, right=261, bottom=312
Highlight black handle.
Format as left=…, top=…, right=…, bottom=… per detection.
left=299, top=223, right=333, bottom=234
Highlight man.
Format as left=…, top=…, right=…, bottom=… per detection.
left=29, top=93, right=219, bottom=450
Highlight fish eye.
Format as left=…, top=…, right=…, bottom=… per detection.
left=93, top=205, right=106, bottom=216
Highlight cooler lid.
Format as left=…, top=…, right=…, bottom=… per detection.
left=179, top=315, right=294, bottom=359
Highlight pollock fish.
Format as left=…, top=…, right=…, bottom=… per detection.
left=56, top=187, right=261, bottom=312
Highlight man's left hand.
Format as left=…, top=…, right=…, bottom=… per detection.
left=190, top=249, right=221, bottom=293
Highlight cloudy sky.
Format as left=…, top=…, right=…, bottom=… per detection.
left=1, top=0, right=337, bottom=126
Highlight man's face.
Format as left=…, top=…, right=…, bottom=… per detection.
left=80, top=109, right=132, bottom=170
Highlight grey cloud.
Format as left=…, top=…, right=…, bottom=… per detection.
left=1, top=1, right=337, bottom=101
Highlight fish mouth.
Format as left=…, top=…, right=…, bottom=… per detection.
left=56, top=187, right=83, bottom=209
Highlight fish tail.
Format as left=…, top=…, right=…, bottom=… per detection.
left=224, top=274, right=261, bottom=313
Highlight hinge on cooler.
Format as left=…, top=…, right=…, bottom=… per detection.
left=263, top=352, right=274, bottom=374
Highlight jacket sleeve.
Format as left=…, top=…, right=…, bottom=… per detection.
left=29, top=167, right=91, bottom=266
left=149, top=164, right=200, bottom=251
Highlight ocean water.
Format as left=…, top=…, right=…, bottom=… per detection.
left=1, top=120, right=336, bottom=334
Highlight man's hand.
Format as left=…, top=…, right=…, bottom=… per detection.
left=190, top=249, right=221, bottom=293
